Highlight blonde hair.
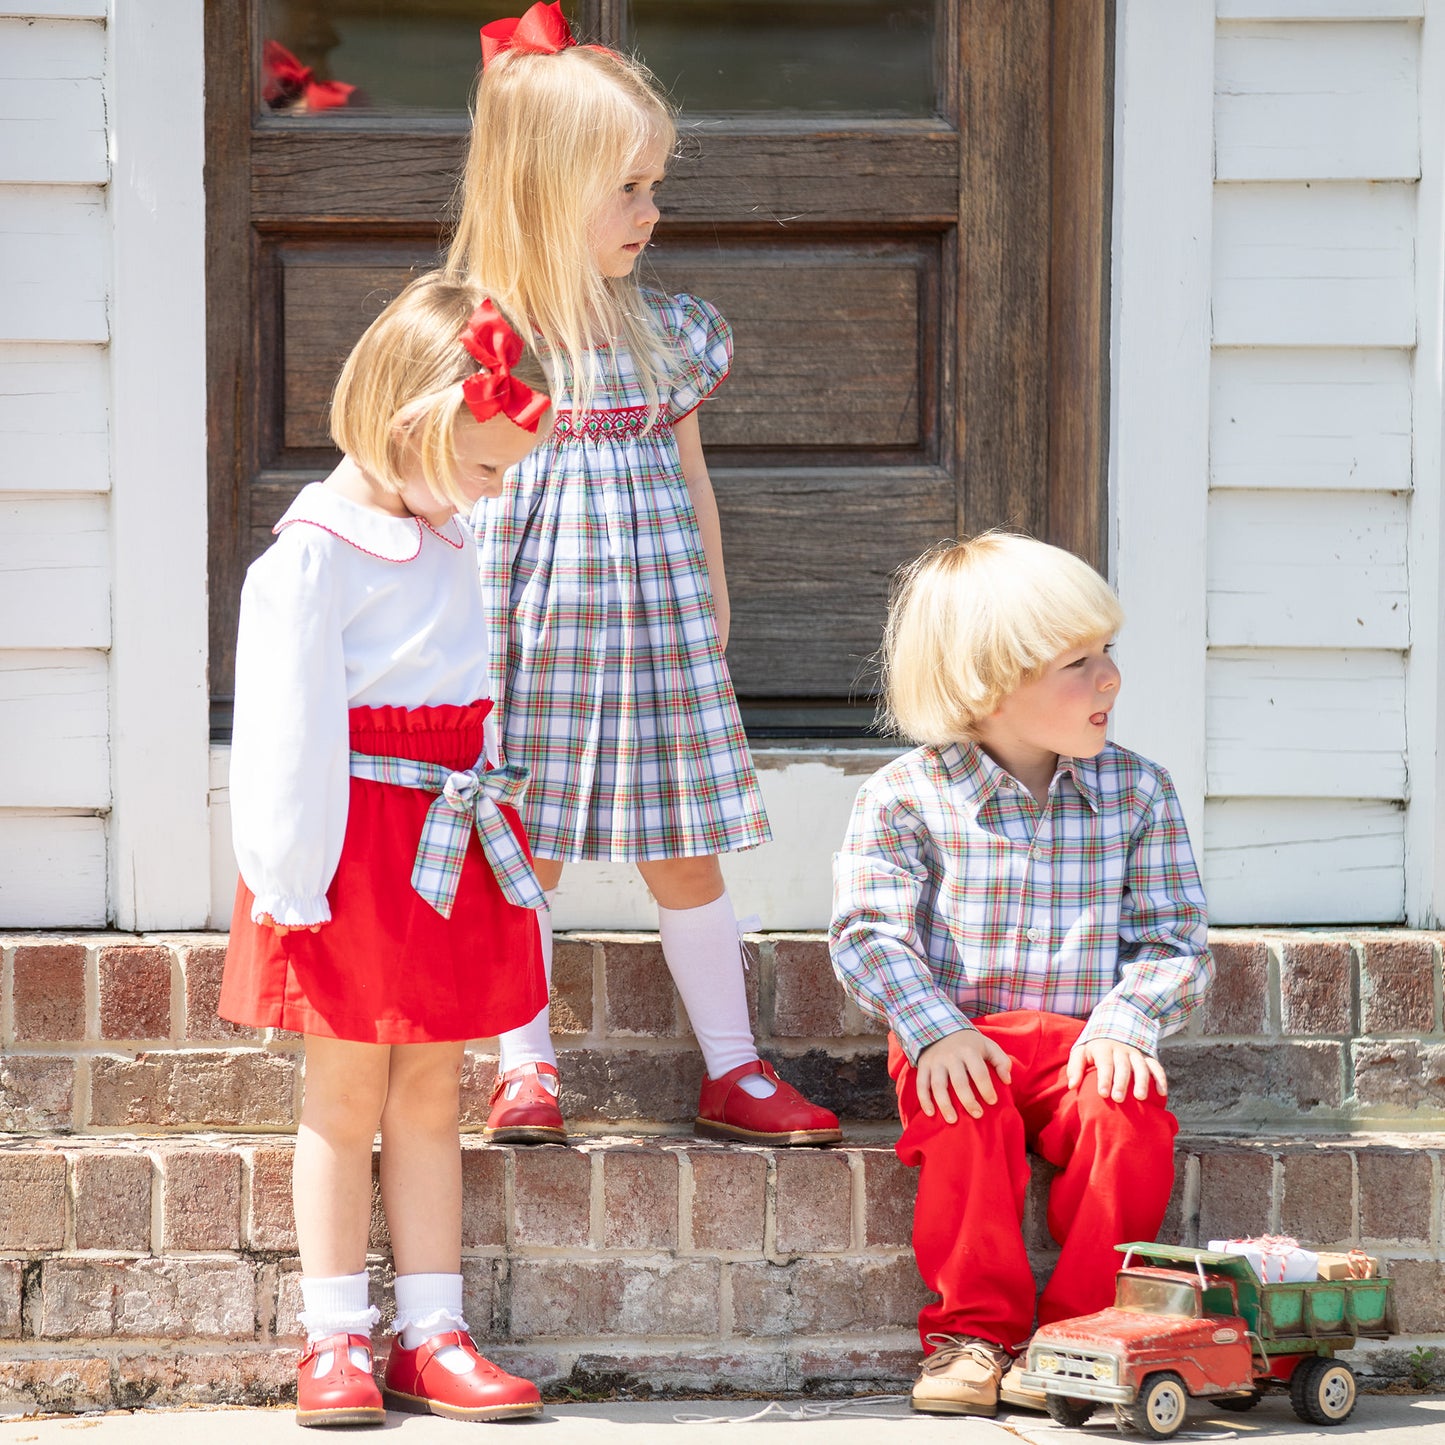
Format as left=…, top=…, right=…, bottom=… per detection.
left=446, top=43, right=676, bottom=419
left=330, top=271, right=548, bottom=513
left=882, top=533, right=1125, bottom=746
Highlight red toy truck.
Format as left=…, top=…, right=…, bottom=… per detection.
left=1018, top=1242, right=1395, bottom=1439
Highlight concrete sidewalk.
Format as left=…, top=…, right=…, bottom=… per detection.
left=3, top=1395, right=1445, bottom=1443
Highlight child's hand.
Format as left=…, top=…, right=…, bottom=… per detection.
left=1067, top=1038, right=1167, bottom=1102
left=256, top=912, right=324, bottom=937
left=915, top=1028, right=1013, bottom=1123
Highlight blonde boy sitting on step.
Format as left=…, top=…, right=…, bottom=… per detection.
left=829, top=534, right=1213, bottom=1418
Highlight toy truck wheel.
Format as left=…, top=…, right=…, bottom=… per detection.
left=1044, top=1393, right=1096, bottom=1427
left=1119, top=1371, right=1189, bottom=1439
left=1290, top=1357, right=1357, bottom=1426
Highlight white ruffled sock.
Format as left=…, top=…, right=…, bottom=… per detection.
left=496, top=892, right=558, bottom=1094
left=657, top=891, right=776, bottom=1099
left=393, top=1272, right=474, bottom=1373
left=298, top=1271, right=378, bottom=1369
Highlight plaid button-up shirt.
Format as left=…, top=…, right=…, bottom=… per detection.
left=830, top=740, right=1211, bottom=1064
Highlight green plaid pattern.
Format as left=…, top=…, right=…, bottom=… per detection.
left=474, top=291, right=771, bottom=862
left=830, top=740, right=1212, bottom=1063
left=348, top=751, right=545, bottom=916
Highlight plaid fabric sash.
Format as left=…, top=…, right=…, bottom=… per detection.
left=349, top=750, right=545, bottom=917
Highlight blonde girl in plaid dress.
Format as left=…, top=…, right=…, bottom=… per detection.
left=221, top=275, right=553, bottom=1426
left=449, top=1, right=841, bottom=1147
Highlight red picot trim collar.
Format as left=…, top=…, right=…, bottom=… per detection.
left=272, top=483, right=465, bottom=563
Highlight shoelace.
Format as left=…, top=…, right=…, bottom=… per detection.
left=920, top=1334, right=1012, bottom=1375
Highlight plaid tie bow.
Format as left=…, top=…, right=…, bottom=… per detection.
left=348, top=751, right=545, bottom=916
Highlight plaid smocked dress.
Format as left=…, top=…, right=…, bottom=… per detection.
left=474, top=290, right=771, bottom=862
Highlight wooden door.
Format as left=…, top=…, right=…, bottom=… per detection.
left=207, top=0, right=1112, bottom=736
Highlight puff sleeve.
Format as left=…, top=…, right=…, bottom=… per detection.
left=228, top=529, right=351, bottom=926
left=664, top=293, right=733, bottom=422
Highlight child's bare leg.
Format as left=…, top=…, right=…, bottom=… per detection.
left=294, top=1035, right=390, bottom=1277
left=636, top=853, right=723, bottom=909
left=379, top=1040, right=466, bottom=1275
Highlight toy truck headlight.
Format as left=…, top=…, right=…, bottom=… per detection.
left=1091, top=1358, right=1117, bottom=1383
left=1033, top=1351, right=1061, bottom=1375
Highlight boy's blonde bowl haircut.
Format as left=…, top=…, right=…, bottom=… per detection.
left=330, top=271, right=548, bottom=514
left=446, top=44, right=677, bottom=419
left=882, top=533, right=1125, bottom=746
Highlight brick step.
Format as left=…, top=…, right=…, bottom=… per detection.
left=4, top=930, right=1445, bottom=1136
left=0, top=1130, right=1441, bottom=1412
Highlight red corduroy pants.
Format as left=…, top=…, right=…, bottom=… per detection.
left=889, top=1010, right=1178, bottom=1353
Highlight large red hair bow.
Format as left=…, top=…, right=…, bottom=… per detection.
left=480, top=2, right=575, bottom=68
left=261, top=40, right=356, bottom=112
left=459, top=300, right=551, bottom=433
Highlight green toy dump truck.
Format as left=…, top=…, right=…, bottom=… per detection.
left=1019, top=1242, right=1396, bottom=1439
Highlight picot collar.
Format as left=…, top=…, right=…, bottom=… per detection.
left=274, top=482, right=465, bottom=563
left=938, top=739, right=1103, bottom=814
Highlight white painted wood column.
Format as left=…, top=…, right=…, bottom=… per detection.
left=1407, top=0, right=1445, bottom=926
left=107, top=0, right=211, bottom=928
left=1107, top=0, right=1215, bottom=850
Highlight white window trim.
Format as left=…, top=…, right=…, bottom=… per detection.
left=1108, top=0, right=1215, bottom=850
left=107, top=0, right=211, bottom=928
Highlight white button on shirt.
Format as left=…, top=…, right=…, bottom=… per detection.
left=229, top=484, right=499, bottom=928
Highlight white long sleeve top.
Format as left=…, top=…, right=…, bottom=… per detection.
left=229, top=483, right=499, bottom=927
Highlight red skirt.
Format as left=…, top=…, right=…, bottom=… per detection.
left=219, top=701, right=547, bottom=1044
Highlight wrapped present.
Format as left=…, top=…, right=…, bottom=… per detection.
left=1316, top=1250, right=1377, bottom=1281
left=1208, top=1236, right=1319, bottom=1284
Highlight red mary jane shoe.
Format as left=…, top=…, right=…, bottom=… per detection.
left=483, top=1062, right=566, bottom=1144
left=296, top=1332, right=385, bottom=1428
left=383, top=1330, right=543, bottom=1421
left=695, top=1060, right=843, bottom=1146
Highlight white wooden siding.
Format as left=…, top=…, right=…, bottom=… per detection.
left=1202, top=7, right=1421, bottom=925
left=1212, top=181, right=1416, bottom=348
left=0, top=185, right=107, bottom=343
left=0, top=17, right=107, bottom=185
left=1211, top=348, right=1412, bottom=492
left=1217, top=1, right=1422, bottom=17
left=0, top=496, right=110, bottom=649
left=1205, top=798, right=1406, bottom=923
left=1207, top=490, right=1409, bottom=650
left=0, top=343, right=108, bottom=491
left=0, top=812, right=107, bottom=926
left=1206, top=648, right=1406, bottom=798
left=0, top=2, right=105, bottom=15
left=1215, top=21, right=1418, bottom=181
left=0, top=650, right=108, bottom=807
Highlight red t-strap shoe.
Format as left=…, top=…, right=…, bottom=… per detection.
left=695, top=1059, right=843, bottom=1145
left=295, top=1332, right=385, bottom=1428
left=383, top=1330, right=543, bottom=1420
left=483, top=1061, right=566, bottom=1143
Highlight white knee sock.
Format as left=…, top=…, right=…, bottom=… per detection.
left=657, top=891, right=774, bottom=1097
left=393, top=1272, right=474, bottom=1373
left=496, top=891, right=558, bottom=1089
left=299, top=1271, right=379, bottom=1366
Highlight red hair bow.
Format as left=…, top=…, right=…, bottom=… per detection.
left=261, top=40, right=356, bottom=112
left=459, top=300, right=551, bottom=433
left=480, top=2, right=575, bottom=68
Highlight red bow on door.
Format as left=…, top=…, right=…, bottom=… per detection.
left=262, top=40, right=356, bottom=111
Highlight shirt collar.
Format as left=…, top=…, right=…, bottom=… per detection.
left=273, top=482, right=464, bottom=563
left=937, top=739, right=1102, bottom=814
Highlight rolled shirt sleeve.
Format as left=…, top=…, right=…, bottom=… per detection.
left=229, top=531, right=350, bottom=927
left=1078, top=768, right=1213, bottom=1054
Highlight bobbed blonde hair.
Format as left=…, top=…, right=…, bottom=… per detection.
left=446, top=43, right=676, bottom=419
left=882, top=533, right=1125, bottom=746
left=330, top=270, right=548, bottom=514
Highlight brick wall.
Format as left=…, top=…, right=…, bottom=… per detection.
left=0, top=928, right=1442, bottom=1410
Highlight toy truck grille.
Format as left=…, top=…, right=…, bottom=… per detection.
left=1041, top=1347, right=1111, bottom=1384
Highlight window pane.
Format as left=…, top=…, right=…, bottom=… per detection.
left=630, top=0, right=937, bottom=116
left=258, top=0, right=577, bottom=117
